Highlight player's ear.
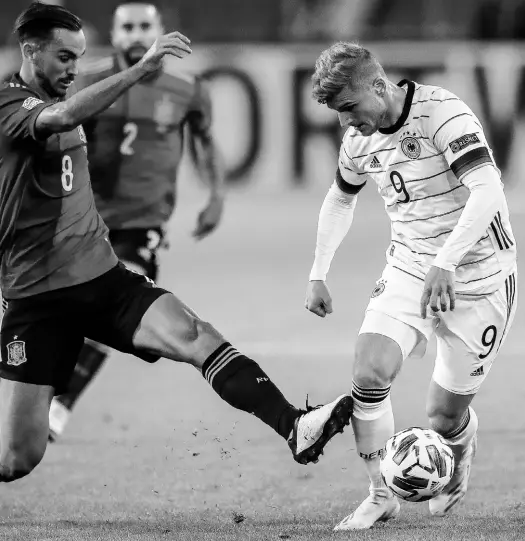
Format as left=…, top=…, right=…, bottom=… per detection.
left=373, top=77, right=386, bottom=98
left=21, top=41, right=37, bottom=61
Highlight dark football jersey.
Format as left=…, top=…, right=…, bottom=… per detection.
left=79, top=56, right=212, bottom=230
left=0, top=74, right=117, bottom=299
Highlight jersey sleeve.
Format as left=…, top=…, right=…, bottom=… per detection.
left=186, top=77, right=212, bottom=133
left=336, top=137, right=367, bottom=194
left=74, top=65, right=113, bottom=146
left=0, top=85, right=53, bottom=142
left=428, top=94, right=494, bottom=181
left=70, top=78, right=97, bottom=144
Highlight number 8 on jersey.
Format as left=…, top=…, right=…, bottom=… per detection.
left=61, top=154, right=74, bottom=191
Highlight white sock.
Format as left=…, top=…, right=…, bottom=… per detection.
left=352, top=382, right=394, bottom=491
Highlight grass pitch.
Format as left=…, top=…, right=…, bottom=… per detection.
left=1, top=187, right=524, bottom=540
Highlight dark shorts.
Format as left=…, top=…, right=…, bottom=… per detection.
left=0, top=263, right=170, bottom=393
left=109, top=228, right=167, bottom=282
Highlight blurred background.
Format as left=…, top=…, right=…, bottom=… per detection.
left=1, top=5, right=525, bottom=537
left=2, top=0, right=525, bottom=193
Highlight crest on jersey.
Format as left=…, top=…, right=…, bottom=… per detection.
left=6, top=339, right=27, bottom=366
left=400, top=131, right=421, bottom=159
left=371, top=279, right=386, bottom=298
left=22, top=97, right=44, bottom=111
left=153, top=93, right=175, bottom=134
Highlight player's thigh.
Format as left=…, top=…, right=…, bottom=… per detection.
left=0, top=297, right=85, bottom=395
left=431, top=272, right=518, bottom=398
left=85, top=263, right=223, bottom=367
left=0, top=380, right=53, bottom=474
left=356, top=265, right=435, bottom=383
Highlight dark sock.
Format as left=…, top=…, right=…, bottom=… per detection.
left=202, top=342, right=300, bottom=439
left=57, top=342, right=109, bottom=410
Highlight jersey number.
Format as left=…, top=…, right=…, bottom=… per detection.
left=479, top=325, right=497, bottom=359
left=120, top=122, right=138, bottom=155
left=61, top=154, right=73, bottom=192
left=389, top=170, right=410, bottom=203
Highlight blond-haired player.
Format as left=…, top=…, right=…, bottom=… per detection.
left=306, top=42, right=517, bottom=530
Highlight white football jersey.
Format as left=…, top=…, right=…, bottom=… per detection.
left=338, top=80, right=516, bottom=295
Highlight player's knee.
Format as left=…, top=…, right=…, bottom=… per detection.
left=159, top=314, right=221, bottom=362
left=0, top=445, right=45, bottom=482
left=182, top=318, right=223, bottom=361
left=176, top=316, right=217, bottom=347
left=353, top=335, right=401, bottom=388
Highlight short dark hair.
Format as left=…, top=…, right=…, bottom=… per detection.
left=14, top=2, right=82, bottom=44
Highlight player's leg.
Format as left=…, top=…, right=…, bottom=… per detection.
left=88, top=264, right=353, bottom=465
left=0, top=294, right=84, bottom=481
left=427, top=271, right=517, bottom=516
left=334, top=319, right=413, bottom=531
left=50, top=229, right=159, bottom=440
left=426, top=380, right=477, bottom=516
left=334, top=267, right=434, bottom=531
left=0, top=381, right=53, bottom=481
left=134, top=293, right=352, bottom=464
left=49, top=339, right=110, bottom=440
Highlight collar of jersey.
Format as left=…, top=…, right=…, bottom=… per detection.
left=12, top=73, right=58, bottom=102
left=12, top=73, right=29, bottom=90
left=378, top=79, right=415, bottom=135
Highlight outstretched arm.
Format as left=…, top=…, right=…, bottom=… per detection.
left=34, top=32, right=191, bottom=138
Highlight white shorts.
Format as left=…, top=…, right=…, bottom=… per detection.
left=359, top=265, right=518, bottom=395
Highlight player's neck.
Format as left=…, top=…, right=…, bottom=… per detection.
left=19, top=64, right=54, bottom=100
left=381, top=84, right=407, bottom=130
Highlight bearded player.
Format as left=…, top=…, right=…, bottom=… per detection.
left=48, top=1, right=225, bottom=440
left=306, top=42, right=517, bottom=529
left=0, top=2, right=353, bottom=484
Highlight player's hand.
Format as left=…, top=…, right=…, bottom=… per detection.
left=193, top=196, right=224, bottom=240
left=420, top=265, right=456, bottom=319
left=139, top=32, right=192, bottom=73
left=305, top=280, right=333, bottom=318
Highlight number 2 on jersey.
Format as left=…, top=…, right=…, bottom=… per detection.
left=389, top=170, right=410, bottom=203
left=121, top=122, right=138, bottom=155
left=61, top=154, right=73, bottom=191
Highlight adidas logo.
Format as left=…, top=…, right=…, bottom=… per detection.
left=470, top=366, right=484, bottom=377
left=370, top=156, right=382, bottom=168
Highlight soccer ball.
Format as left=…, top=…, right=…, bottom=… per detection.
left=380, top=427, right=455, bottom=502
